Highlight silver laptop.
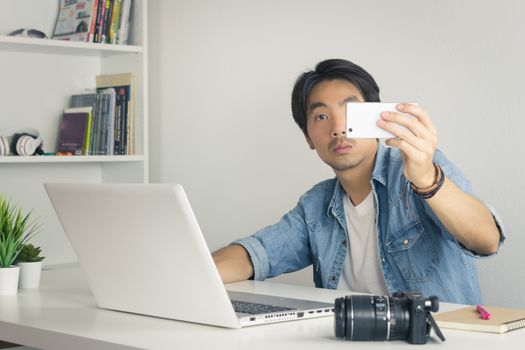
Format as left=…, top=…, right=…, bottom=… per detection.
left=45, top=183, right=334, bottom=328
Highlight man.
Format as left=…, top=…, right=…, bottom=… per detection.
left=213, top=59, right=504, bottom=304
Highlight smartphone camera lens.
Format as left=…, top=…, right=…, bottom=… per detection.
left=348, top=128, right=353, bottom=133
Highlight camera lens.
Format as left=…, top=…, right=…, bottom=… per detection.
left=388, top=295, right=410, bottom=340
left=334, top=296, right=347, bottom=338
left=334, top=294, right=410, bottom=341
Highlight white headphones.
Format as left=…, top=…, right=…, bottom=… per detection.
left=0, top=135, right=9, bottom=156
left=0, top=129, right=44, bottom=156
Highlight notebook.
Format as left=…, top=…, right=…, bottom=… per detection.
left=435, top=306, right=525, bottom=333
left=44, top=183, right=334, bottom=328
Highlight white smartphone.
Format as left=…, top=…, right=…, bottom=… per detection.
left=345, top=102, right=417, bottom=139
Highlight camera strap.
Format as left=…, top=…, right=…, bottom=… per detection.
left=428, top=313, right=446, bottom=342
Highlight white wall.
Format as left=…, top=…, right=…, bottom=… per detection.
left=149, top=0, right=525, bottom=307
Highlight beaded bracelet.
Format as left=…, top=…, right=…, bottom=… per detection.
left=411, top=163, right=445, bottom=199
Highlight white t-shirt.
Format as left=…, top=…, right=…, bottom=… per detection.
left=337, top=191, right=389, bottom=294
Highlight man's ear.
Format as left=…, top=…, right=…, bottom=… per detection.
left=304, top=133, right=315, bottom=150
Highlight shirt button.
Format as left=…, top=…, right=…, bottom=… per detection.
left=403, top=239, right=409, bottom=246
left=331, top=276, right=336, bottom=281
left=342, top=240, right=347, bottom=246
left=382, top=258, right=386, bottom=263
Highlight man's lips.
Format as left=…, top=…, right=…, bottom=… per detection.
left=332, top=143, right=352, bottom=154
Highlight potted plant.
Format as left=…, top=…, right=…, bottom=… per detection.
left=0, top=195, right=39, bottom=295
left=17, top=243, right=45, bottom=289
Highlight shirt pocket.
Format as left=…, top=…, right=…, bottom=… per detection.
left=385, top=221, right=439, bottom=284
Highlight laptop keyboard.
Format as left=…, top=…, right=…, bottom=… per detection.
left=231, top=300, right=295, bottom=315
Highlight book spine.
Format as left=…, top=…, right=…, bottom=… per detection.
left=100, top=96, right=108, bottom=155
left=108, top=89, right=117, bottom=155
left=101, top=0, right=114, bottom=43
left=125, top=84, right=133, bottom=155
left=126, top=98, right=131, bottom=155
left=116, top=0, right=125, bottom=44
left=88, top=0, right=99, bottom=42
left=94, top=0, right=105, bottom=42
left=100, top=0, right=109, bottom=43
left=90, top=94, right=101, bottom=155
left=120, top=86, right=129, bottom=155
left=109, top=0, right=122, bottom=44
left=94, top=94, right=105, bottom=155
left=92, top=96, right=99, bottom=154
left=83, top=111, right=92, bottom=155
left=111, top=101, right=119, bottom=155
left=123, top=76, right=134, bottom=155
left=107, top=96, right=115, bottom=156
left=114, top=88, right=123, bottom=155
left=108, top=87, right=120, bottom=154
left=113, top=92, right=121, bottom=155
left=118, top=0, right=131, bottom=45
left=100, top=94, right=112, bottom=155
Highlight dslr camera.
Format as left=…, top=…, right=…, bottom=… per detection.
left=334, top=291, right=445, bottom=344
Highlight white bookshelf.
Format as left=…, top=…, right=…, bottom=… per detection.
left=0, top=155, right=145, bottom=163
left=0, top=34, right=143, bottom=56
left=0, top=0, right=149, bottom=265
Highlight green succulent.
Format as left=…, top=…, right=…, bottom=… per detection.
left=0, top=195, right=40, bottom=268
left=17, top=243, right=44, bottom=263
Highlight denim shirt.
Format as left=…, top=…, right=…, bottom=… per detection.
left=234, top=144, right=505, bottom=305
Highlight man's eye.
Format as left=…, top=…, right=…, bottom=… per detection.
left=316, top=114, right=328, bottom=121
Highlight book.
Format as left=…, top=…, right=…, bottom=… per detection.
left=116, top=85, right=129, bottom=155
left=56, top=107, right=92, bottom=156
left=53, top=0, right=96, bottom=42
left=435, top=306, right=525, bottom=334
left=87, top=0, right=100, bottom=42
left=98, top=88, right=116, bottom=155
left=109, top=0, right=122, bottom=44
left=93, top=0, right=105, bottom=42
left=117, top=0, right=132, bottom=45
left=96, top=73, right=135, bottom=155
left=101, top=0, right=114, bottom=43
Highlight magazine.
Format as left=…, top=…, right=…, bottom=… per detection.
left=53, top=0, right=97, bottom=42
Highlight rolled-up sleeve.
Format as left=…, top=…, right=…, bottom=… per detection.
left=232, top=197, right=313, bottom=281
left=233, top=235, right=270, bottom=281
left=472, top=201, right=506, bottom=257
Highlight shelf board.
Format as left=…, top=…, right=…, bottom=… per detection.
left=0, top=35, right=142, bottom=56
left=0, top=155, right=144, bottom=163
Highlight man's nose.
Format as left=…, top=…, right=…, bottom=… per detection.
left=331, top=115, right=346, bottom=138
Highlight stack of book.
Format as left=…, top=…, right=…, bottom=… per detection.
left=52, top=0, right=133, bottom=45
left=56, top=73, right=135, bottom=156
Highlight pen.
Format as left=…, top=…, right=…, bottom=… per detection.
left=476, top=304, right=492, bottom=320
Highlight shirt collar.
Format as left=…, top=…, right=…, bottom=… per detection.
left=372, top=142, right=389, bottom=187
left=327, top=142, right=389, bottom=217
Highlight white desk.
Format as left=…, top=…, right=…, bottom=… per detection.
left=0, top=265, right=523, bottom=350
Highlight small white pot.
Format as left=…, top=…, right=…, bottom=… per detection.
left=0, top=265, right=20, bottom=295
left=18, top=261, right=42, bottom=289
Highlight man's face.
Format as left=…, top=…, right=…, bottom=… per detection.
left=305, top=79, right=378, bottom=172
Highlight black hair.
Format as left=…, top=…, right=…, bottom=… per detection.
left=291, top=59, right=380, bottom=135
